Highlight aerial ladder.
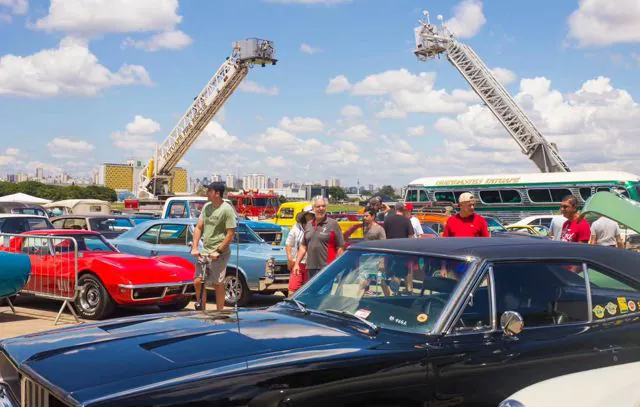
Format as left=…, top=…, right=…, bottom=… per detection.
left=137, top=38, right=277, bottom=199
left=413, top=10, right=570, bottom=173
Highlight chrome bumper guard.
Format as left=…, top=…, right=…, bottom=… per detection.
left=118, top=280, right=194, bottom=301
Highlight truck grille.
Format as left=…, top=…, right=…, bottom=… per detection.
left=21, top=376, right=49, bottom=407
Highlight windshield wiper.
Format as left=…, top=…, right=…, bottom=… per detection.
left=324, top=309, right=379, bottom=335
left=282, top=298, right=308, bottom=314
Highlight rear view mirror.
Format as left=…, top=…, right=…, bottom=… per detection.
left=500, top=311, right=524, bottom=337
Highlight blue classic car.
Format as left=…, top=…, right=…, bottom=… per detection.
left=0, top=251, right=31, bottom=302
left=112, top=219, right=289, bottom=306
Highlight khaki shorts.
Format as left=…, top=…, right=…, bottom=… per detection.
left=195, top=251, right=230, bottom=286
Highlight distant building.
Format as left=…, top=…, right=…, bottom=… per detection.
left=5, top=174, right=16, bottom=183
left=17, top=173, right=28, bottom=183
left=35, top=167, right=44, bottom=180
left=274, top=178, right=284, bottom=189
left=226, top=174, right=236, bottom=189
left=243, top=173, right=267, bottom=191
left=211, top=174, right=222, bottom=182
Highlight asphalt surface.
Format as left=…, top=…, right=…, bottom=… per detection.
left=0, top=293, right=284, bottom=340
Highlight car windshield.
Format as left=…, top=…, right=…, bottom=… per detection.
left=190, top=202, right=206, bottom=219
left=486, top=217, right=507, bottom=233
left=89, top=217, right=134, bottom=231
left=237, top=223, right=265, bottom=243
left=52, top=234, right=117, bottom=253
left=0, top=217, right=53, bottom=233
left=293, top=250, right=474, bottom=333
left=12, top=208, right=47, bottom=217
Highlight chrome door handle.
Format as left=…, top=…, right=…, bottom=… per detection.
left=594, top=346, right=623, bottom=353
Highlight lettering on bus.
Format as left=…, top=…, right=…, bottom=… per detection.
left=434, top=177, right=521, bottom=186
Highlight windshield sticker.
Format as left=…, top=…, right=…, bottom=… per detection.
left=618, top=297, right=629, bottom=314
left=606, top=302, right=618, bottom=316
left=630, top=301, right=638, bottom=313
left=355, top=309, right=371, bottom=319
left=417, top=313, right=429, bottom=324
left=592, top=305, right=605, bottom=319
left=388, top=315, right=407, bottom=326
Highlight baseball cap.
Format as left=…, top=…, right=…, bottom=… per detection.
left=369, top=196, right=382, bottom=205
left=394, top=201, right=405, bottom=210
left=458, top=192, right=475, bottom=203
left=303, top=204, right=313, bottom=213
left=405, top=203, right=414, bottom=211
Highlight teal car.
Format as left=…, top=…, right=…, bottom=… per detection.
left=0, top=251, right=31, bottom=302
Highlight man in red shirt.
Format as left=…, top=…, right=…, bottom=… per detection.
left=443, top=192, right=490, bottom=238
left=558, top=195, right=590, bottom=243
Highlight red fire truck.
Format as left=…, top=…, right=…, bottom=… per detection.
left=227, top=191, right=280, bottom=219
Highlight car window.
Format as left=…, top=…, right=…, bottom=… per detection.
left=52, top=219, right=65, bottom=228
left=0, top=218, right=28, bottom=234
left=168, top=202, right=187, bottom=218
left=189, top=202, right=206, bottom=219
left=237, top=223, right=264, bottom=243
left=295, top=251, right=474, bottom=333
left=139, top=225, right=161, bottom=244
left=158, top=224, right=188, bottom=245
left=22, top=237, right=51, bottom=255
left=492, top=262, right=589, bottom=328
left=452, top=269, right=492, bottom=333
left=539, top=218, right=552, bottom=228
left=63, top=218, right=87, bottom=230
left=578, top=265, right=640, bottom=320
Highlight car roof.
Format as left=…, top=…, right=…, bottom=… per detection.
left=0, top=214, right=49, bottom=219
left=25, top=230, right=100, bottom=236
left=352, top=237, right=640, bottom=281
left=51, top=215, right=131, bottom=219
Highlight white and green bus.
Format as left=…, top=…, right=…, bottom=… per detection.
left=404, top=171, right=640, bottom=224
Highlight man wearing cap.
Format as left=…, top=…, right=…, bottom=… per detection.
left=403, top=203, right=424, bottom=238
left=369, top=196, right=391, bottom=222
left=443, top=192, right=490, bottom=238
left=285, top=205, right=314, bottom=296
left=383, top=202, right=415, bottom=239
left=191, top=182, right=237, bottom=311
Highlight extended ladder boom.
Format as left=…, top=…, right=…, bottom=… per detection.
left=138, top=38, right=277, bottom=198
left=413, top=11, right=570, bottom=173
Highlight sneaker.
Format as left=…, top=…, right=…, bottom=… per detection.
left=194, top=302, right=202, bottom=311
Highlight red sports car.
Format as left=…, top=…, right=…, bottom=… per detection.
left=6, top=230, right=195, bottom=320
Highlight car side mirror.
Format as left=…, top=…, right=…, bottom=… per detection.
left=500, top=311, right=524, bottom=337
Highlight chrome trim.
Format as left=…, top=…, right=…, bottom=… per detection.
left=583, top=262, right=593, bottom=323
left=489, top=265, right=497, bottom=330
left=443, top=261, right=493, bottom=335
left=118, top=280, right=193, bottom=289
left=431, top=259, right=482, bottom=335
left=347, top=246, right=477, bottom=263
left=21, top=376, right=49, bottom=407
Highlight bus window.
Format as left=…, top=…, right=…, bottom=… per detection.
left=435, top=191, right=455, bottom=203
left=549, top=188, right=572, bottom=202
left=479, top=190, right=501, bottom=204
left=406, top=189, right=418, bottom=202
left=500, top=189, right=522, bottom=203
left=528, top=189, right=552, bottom=203
left=596, top=187, right=610, bottom=193
left=579, top=187, right=592, bottom=201
left=419, top=190, right=430, bottom=202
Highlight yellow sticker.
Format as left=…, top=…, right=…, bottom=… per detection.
left=592, top=305, right=605, bottom=319
left=618, top=297, right=629, bottom=314
left=417, top=313, right=429, bottom=324
left=606, top=302, right=618, bottom=316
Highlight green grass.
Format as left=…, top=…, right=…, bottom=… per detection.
left=328, top=204, right=360, bottom=213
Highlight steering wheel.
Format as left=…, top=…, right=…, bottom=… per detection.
left=419, top=296, right=448, bottom=318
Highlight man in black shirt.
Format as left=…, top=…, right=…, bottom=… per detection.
left=383, top=202, right=415, bottom=239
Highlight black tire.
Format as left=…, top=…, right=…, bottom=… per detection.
left=223, top=271, right=251, bottom=307
left=158, top=299, right=191, bottom=312
left=75, top=274, right=116, bottom=320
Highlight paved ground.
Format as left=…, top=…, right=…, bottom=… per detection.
left=0, top=294, right=283, bottom=340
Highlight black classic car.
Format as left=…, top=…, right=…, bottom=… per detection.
left=2, top=237, right=640, bottom=406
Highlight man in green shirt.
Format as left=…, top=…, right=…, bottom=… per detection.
left=191, top=182, right=237, bottom=311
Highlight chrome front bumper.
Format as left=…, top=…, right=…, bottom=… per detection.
left=118, top=280, right=194, bottom=301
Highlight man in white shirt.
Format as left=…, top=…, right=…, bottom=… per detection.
left=285, top=205, right=314, bottom=296
left=590, top=216, right=623, bottom=248
left=404, top=203, right=424, bottom=238
left=548, top=215, right=565, bottom=241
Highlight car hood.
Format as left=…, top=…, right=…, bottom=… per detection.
left=1, top=309, right=383, bottom=404
left=80, top=253, right=193, bottom=280
left=243, top=220, right=282, bottom=231
left=238, top=243, right=287, bottom=259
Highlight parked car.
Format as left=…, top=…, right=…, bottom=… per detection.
left=128, top=212, right=160, bottom=224
left=0, top=202, right=48, bottom=217
left=343, top=222, right=438, bottom=249
left=51, top=215, right=136, bottom=239
left=505, top=224, right=550, bottom=237
left=4, top=230, right=195, bottom=319
left=3, top=237, right=638, bottom=406
left=0, top=214, right=53, bottom=234
left=0, top=251, right=30, bottom=301
left=112, top=218, right=289, bottom=306
left=499, top=361, right=640, bottom=407
left=509, top=214, right=565, bottom=229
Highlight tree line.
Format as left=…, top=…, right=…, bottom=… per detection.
left=0, top=181, right=117, bottom=202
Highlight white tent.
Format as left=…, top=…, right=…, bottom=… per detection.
left=0, top=192, right=52, bottom=204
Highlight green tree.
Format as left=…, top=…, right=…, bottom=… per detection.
left=379, top=185, right=399, bottom=199
left=0, top=182, right=117, bottom=202
left=328, top=186, right=347, bottom=202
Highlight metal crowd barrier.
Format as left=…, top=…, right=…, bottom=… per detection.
left=0, top=233, right=80, bottom=325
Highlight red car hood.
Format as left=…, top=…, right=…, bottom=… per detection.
left=79, top=252, right=194, bottom=282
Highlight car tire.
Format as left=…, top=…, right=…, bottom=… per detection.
left=223, top=272, right=250, bottom=307
left=75, top=274, right=116, bottom=320
left=158, top=299, right=191, bottom=312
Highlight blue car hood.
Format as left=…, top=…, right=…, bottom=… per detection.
left=1, top=309, right=383, bottom=405
left=239, top=243, right=287, bottom=260
left=243, top=220, right=281, bottom=231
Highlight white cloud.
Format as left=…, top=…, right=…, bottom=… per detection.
left=568, top=0, right=640, bottom=47
left=278, top=116, right=324, bottom=133
left=122, top=30, right=192, bottom=52
left=111, top=115, right=161, bottom=155
left=195, top=121, right=247, bottom=151
left=351, top=69, right=432, bottom=96
left=177, top=159, right=189, bottom=167
left=490, top=67, right=517, bottom=86
left=266, top=156, right=287, bottom=168
left=326, top=75, right=351, bottom=94
left=0, top=154, right=17, bottom=166
left=300, top=43, right=322, bottom=54
left=0, top=37, right=152, bottom=97
left=239, top=80, right=279, bottom=96
left=407, top=125, right=426, bottom=137
left=445, top=0, right=486, bottom=39
left=256, top=127, right=299, bottom=148
left=5, top=148, right=19, bottom=156
left=0, top=13, right=11, bottom=23
left=47, top=137, right=95, bottom=159
left=340, top=104, right=363, bottom=117
left=265, top=0, right=351, bottom=4
left=0, top=0, right=27, bottom=15
left=339, top=124, right=372, bottom=141
left=34, top=0, right=182, bottom=36
left=335, top=140, right=359, bottom=153
left=376, top=102, right=407, bottom=119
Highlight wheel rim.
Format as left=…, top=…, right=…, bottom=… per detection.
left=79, top=280, right=101, bottom=313
left=225, top=276, right=243, bottom=303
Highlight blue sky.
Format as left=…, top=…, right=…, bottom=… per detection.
left=1, top=0, right=639, bottom=188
